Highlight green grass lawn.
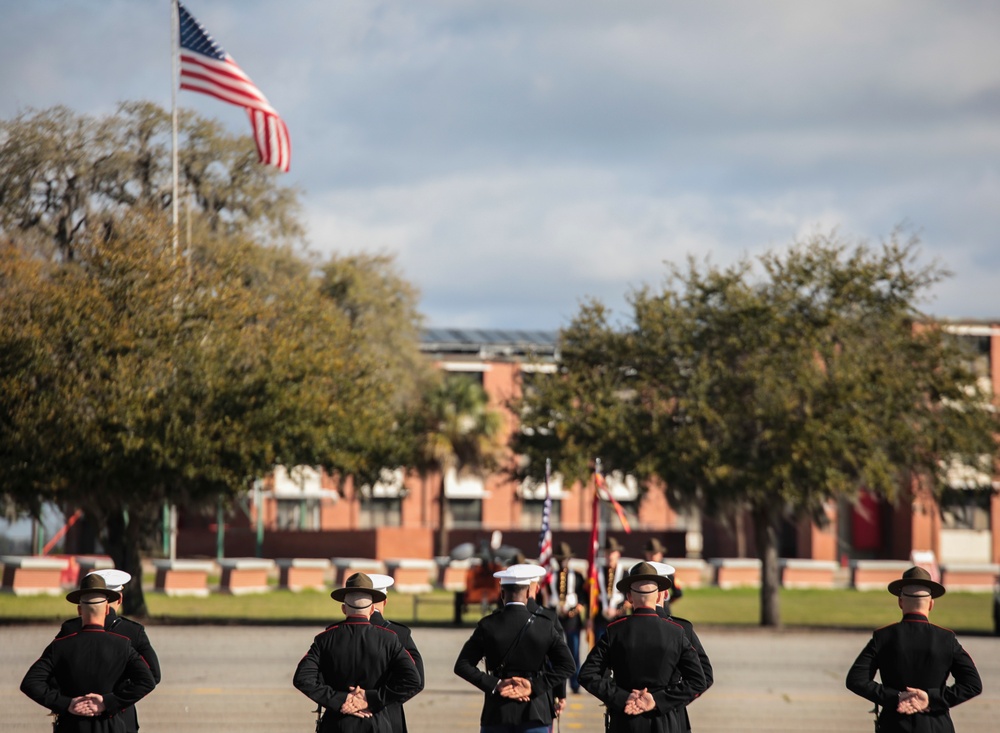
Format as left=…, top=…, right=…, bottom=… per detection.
left=1, top=586, right=994, bottom=633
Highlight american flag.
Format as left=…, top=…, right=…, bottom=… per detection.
left=537, top=459, right=556, bottom=585
left=178, top=2, right=291, bottom=172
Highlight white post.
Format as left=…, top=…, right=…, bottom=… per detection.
left=170, top=0, right=179, bottom=256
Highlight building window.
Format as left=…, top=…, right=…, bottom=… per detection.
left=359, top=497, right=402, bottom=528
left=445, top=370, right=484, bottom=389
left=940, top=488, right=992, bottom=531
left=520, top=499, right=561, bottom=530
left=946, top=333, right=992, bottom=393
left=276, top=498, right=321, bottom=530
left=448, top=499, right=483, bottom=528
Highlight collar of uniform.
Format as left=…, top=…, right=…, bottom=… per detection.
left=82, top=624, right=105, bottom=631
left=902, top=612, right=929, bottom=623
left=345, top=616, right=370, bottom=623
left=631, top=607, right=658, bottom=616
left=505, top=602, right=527, bottom=607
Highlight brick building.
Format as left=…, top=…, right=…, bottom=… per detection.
left=178, top=324, right=999, bottom=566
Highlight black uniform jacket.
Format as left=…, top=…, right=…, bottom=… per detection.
left=846, top=612, right=982, bottom=733
left=527, top=598, right=568, bottom=704
left=579, top=607, right=707, bottom=733
left=454, top=602, right=576, bottom=727
left=59, top=611, right=161, bottom=733
left=656, top=607, right=712, bottom=733
left=293, top=615, right=422, bottom=733
left=21, top=624, right=157, bottom=733
left=369, top=610, right=425, bottom=733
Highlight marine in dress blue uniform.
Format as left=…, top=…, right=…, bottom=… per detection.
left=846, top=566, right=982, bottom=733
left=366, top=574, right=425, bottom=733
left=647, top=561, right=712, bottom=733
left=455, top=564, right=576, bottom=733
left=21, top=574, right=156, bottom=733
left=545, top=543, right=586, bottom=693
left=579, top=562, right=706, bottom=733
left=57, top=570, right=160, bottom=733
left=293, top=573, right=422, bottom=733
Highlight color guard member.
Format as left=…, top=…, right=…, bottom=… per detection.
left=595, top=536, right=627, bottom=641
left=545, top=542, right=586, bottom=694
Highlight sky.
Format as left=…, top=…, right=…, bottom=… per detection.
left=2, top=1, right=999, bottom=330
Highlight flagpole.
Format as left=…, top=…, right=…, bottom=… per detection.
left=170, top=0, right=179, bottom=256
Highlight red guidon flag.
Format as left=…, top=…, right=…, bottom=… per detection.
left=178, top=2, right=291, bottom=172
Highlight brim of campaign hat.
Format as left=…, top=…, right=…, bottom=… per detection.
left=887, top=567, right=945, bottom=599
left=604, top=537, right=624, bottom=553
left=644, top=538, right=665, bottom=553
left=66, top=573, right=121, bottom=604
left=331, top=572, right=387, bottom=603
left=554, top=542, right=575, bottom=559
left=616, top=561, right=672, bottom=594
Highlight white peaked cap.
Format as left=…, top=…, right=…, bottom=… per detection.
left=493, top=564, right=540, bottom=585
left=87, top=569, right=132, bottom=592
left=498, top=563, right=547, bottom=582
left=647, top=561, right=676, bottom=578
left=366, top=574, right=395, bottom=594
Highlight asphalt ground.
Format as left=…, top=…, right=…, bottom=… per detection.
left=3, top=623, right=998, bottom=732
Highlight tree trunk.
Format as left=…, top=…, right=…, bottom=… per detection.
left=752, top=504, right=781, bottom=628
left=105, top=509, right=149, bottom=618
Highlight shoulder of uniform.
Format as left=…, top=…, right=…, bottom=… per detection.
left=928, top=621, right=957, bottom=634
left=669, top=614, right=693, bottom=626
left=107, top=631, right=134, bottom=644
left=387, top=619, right=412, bottom=633
left=373, top=624, right=400, bottom=637
left=53, top=632, right=78, bottom=642
left=535, top=606, right=558, bottom=621
left=608, top=616, right=629, bottom=629
left=114, top=616, right=144, bottom=629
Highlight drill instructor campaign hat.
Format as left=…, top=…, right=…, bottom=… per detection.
left=604, top=536, right=625, bottom=553
left=331, top=572, right=388, bottom=604
left=644, top=537, right=666, bottom=554
left=616, top=561, right=673, bottom=594
left=66, top=572, right=122, bottom=604
left=554, top=542, right=575, bottom=560
left=887, top=566, right=945, bottom=599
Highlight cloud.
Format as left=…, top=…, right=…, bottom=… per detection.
left=2, top=1, right=999, bottom=328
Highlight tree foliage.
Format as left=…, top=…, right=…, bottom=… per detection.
left=515, top=232, right=998, bottom=626
left=0, top=102, right=302, bottom=261
left=0, top=104, right=427, bottom=614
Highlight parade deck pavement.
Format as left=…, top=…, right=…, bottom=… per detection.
left=3, top=623, right=998, bottom=732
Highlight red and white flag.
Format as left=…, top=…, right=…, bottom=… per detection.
left=178, top=2, right=291, bottom=172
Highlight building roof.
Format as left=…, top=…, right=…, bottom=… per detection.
left=421, top=328, right=559, bottom=360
